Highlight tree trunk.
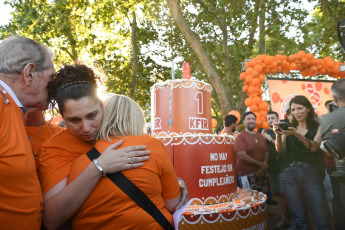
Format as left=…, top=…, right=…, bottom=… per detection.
left=259, top=0, right=266, bottom=54
left=129, top=10, right=139, bottom=99
left=166, top=0, right=232, bottom=117
left=321, top=0, right=338, bottom=25
left=246, top=0, right=260, bottom=57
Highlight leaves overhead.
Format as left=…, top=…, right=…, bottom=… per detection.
left=1, top=0, right=344, bottom=122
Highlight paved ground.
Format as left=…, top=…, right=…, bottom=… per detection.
left=267, top=204, right=296, bottom=230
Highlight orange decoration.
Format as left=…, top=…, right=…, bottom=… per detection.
left=250, top=104, right=259, bottom=112
left=228, top=110, right=241, bottom=122
left=248, top=86, right=255, bottom=94
left=254, top=65, right=263, bottom=72
left=252, top=70, right=259, bottom=78
left=324, top=87, right=330, bottom=95
left=245, top=97, right=253, bottom=107
left=332, top=65, right=340, bottom=74
left=272, top=92, right=280, bottom=103
left=259, top=101, right=269, bottom=111
left=245, top=75, right=253, bottom=84
left=246, top=67, right=254, bottom=75
left=259, top=110, right=267, bottom=117
left=240, top=52, right=345, bottom=128
left=240, top=72, right=246, bottom=80
left=211, top=118, right=217, bottom=129
left=252, top=78, right=260, bottom=86
left=253, top=97, right=261, bottom=106
left=290, top=63, right=297, bottom=70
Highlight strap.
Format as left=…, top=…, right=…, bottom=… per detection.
left=86, top=147, right=174, bottom=230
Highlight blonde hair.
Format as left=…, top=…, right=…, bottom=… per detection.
left=97, top=94, right=146, bottom=141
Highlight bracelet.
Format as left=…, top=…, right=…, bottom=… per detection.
left=93, top=159, right=106, bottom=177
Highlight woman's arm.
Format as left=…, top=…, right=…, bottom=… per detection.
left=273, top=122, right=285, bottom=153
left=164, top=194, right=182, bottom=213
left=174, top=179, right=189, bottom=211
left=43, top=141, right=150, bottom=230
left=293, top=126, right=321, bottom=152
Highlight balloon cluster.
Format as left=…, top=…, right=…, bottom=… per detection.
left=240, top=51, right=345, bottom=129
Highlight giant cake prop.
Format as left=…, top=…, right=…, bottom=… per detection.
left=151, top=76, right=268, bottom=229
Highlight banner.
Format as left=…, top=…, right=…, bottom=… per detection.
left=267, top=78, right=335, bottom=119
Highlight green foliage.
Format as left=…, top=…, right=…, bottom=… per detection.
left=1, top=0, right=344, bottom=120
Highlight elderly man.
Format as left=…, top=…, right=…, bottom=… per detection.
left=320, top=78, right=345, bottom=230
left=0, top=36, right=55, bottom=230
left=235, top=111, right=268, bottom=192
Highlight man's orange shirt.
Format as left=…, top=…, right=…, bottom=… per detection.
left=25, top=122, right=64, bottom=172
left=0, top=94, right=43, bottom=230
left=39, top=129, right=92, bottom=194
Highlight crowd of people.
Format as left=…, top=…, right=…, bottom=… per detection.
left=1, top=34, right=345, bottom=230
left=230, top=85, right=345, bottom=229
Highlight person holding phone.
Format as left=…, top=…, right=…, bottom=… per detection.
left=273, top=95, right=331, bottom=229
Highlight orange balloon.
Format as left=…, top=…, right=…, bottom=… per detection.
left=254, top=65, right=263, bottom=72
left=250, top=104, right=259, bottom=112
left=246, top=67, right=254, bottom=75
left=212, top=118, right=217, bottom=129
left=256, top=119, right=263, bottom=127
left=248, top=86, right=255, bottom=94
left=240, top=72, right=246, bottom=80
left=253, top=97, right=261, bottom=106
left=287, top=55, right=295, bottom=63
left=259, top=110, right=267, bottom=117
left=290, top=63, right=297, bottom=70
left=252, top=70, right=260, bottom=78
left=282, top=68, right=290, bottom=74
left=259, top=101, right=269, bottom=111
left=245, top=75, right=253, bottom=84
left=332, top=65, right=340, bottom=73
left=228, top=110, right=241, bottom=122
left=252, top=78, right=260, bottom=86
left=245, top=97, right=253, bottom=107
left=243, top=85, right=249, bottom=92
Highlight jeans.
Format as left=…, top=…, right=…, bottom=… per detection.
left=280, top=161, right=332, bottom=230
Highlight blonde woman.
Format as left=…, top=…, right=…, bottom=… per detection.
left=67, top=94, right=182, bottom=230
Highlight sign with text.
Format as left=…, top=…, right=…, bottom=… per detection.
left=267, top=78, right=335, bottom=119
left=158, top=135, right=236, bottom=205
left=151, top=80, right=212, bottom=137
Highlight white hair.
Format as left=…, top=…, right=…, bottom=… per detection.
left=0, top=35, right=53, bottom=75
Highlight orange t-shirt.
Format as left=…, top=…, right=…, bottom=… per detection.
left=39, top=129, right=93, bottom=195
left=25, top=122, right=64, bottom=172
left=68, top=135, right=181, bottom=230
left=0, top=94, right=43, bottom=230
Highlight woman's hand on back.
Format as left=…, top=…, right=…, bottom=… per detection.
left=97, top=140, right=150, bottom=174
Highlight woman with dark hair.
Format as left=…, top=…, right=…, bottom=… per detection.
left=273, top=95, right=331, bottom=229
left=39, top=64, right=188, bottom=229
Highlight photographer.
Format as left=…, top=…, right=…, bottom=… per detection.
left=273, top=95, right=332, bottom=229
left=320, top=78, right=345, bottom=230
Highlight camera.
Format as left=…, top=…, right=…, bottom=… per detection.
left=324, top=127, right=345, bottom=160
left=329, top=103, right=338, bottom=112
left=278, top=121, right=291, bottom=130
